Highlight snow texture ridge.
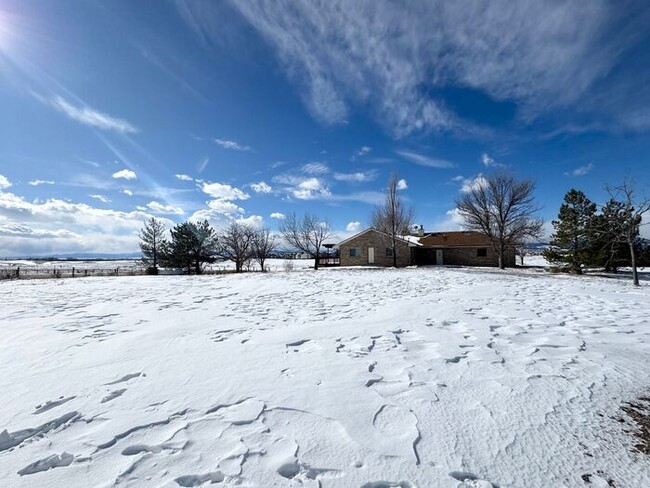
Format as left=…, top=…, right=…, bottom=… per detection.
left=0, top=266, right=649, bottom=487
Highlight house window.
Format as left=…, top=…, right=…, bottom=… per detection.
left=349, top=248, right=361, bottom=257
left=477, top=248, right=487, bottom=257
left=385, top=248, right=394, bottom=257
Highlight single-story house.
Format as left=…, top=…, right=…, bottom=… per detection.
left=337, top=229, right=418, bottom=267
left=337, top=228, right=516, bottom=267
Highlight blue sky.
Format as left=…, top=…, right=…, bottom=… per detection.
left=1, top=0, right=650, bottom=256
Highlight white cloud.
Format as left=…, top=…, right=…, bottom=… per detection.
left=481, top=153, right=495, bottom=167
left=236, top=215, right=264, bottom=229
left=0, top=189, right=172, bottom=256
left=480, top=152, right=506, bottom=168
left=203, top=1, right=642, bottom=136
left=175, top=174, right=193, bottom=181
left=346, top=221, right=361, bottom=232
left=351, top=146, right=372, bottom=160
left=47, top=95, right=138, bottom=134
left=112, top=169, right=137, bottom=180
left=89, top=194, right=111, bottom=203
left=250, top=181, right=273, bottom=193
left=146, top=201, right=184, bottom=215
left=291, top=177, right=332, bottom=200
left=565, top=163, right=594, bottom=177
left=214, top=138, right=251, bottom=151
left=122, top=189, right=133, bottom=196
left=270, top=212, right=285, bottom=219
left=395, top=150, right=455, bottom=169
left=396, top=179, right=408, bottom=190
left=333, top=171, right=376, bottom=182
left=201, top=182, right=250, bottom=201
left=301, top=162, right=330, bottom=174
left=28, top=180, right=55, bottom=186
left=432, top=208, right=466, bottom=232
left=0, top=174, right=11, bottom=189
left=460, top=174, right=488, bottom=193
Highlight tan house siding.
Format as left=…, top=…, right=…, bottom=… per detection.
left=429, top=246, right=515, bottom=267
left=338, top=230, right=412, bottom=267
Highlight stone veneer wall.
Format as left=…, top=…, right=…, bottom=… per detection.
left=339, top=231, right=412, bottom=267
left=435, top=246, right=516, bottom=267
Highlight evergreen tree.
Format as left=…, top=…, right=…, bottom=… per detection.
left=161, top=220, right=219, bottom=274
left=544, top=189, right=597, bottom=273
left=591, top=200, right=631, bottom=272
left=139, top=217, right=167, bottom=274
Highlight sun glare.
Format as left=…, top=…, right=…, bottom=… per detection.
left=0, top=11, right=13, bottom=53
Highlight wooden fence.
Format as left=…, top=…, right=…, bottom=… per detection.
left=0, top=266, right=149, bottom=280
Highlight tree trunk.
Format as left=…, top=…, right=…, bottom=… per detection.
left=260, top=259, right=266, bottom=272
left=498, top=248, right=505, bottom=270
left=630, top=241, right=639, bottom=286
left=314, top=251, right=319, bottom=270
left=392, top=244, right=397, bottom=267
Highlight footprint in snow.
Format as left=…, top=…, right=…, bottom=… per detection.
left=449, top=471, right=498, bottom=488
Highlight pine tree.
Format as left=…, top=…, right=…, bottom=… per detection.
left=139, top=217, right=167, bottom=274
left=544, top=189, right=597, bottom=273
left=161, top=220, right=219, bottom=274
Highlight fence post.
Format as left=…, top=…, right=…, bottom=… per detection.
left=72, top=267, right=75, bottom=278
left=116, top=268, right=119, bottom=276
left=16, top=267, right=20, bottom=278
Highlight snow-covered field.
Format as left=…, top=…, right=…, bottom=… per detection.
left=0, top=258, right=315, bottom=273
left=1, top=267, right=649, bottom=487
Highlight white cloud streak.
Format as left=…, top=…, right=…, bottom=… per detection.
left=28, top=180, right=55, bottom=186
left=395, top=150, right=455, bottom=169
left=47, top=95, right=139, bottom=134
left=565, top=163, right=594, bottom=177
left=177, top=1, right=647, bottom=136
left=214, top=138, right=251, bottom=151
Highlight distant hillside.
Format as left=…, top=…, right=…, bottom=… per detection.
left=0, top=252, right=142, bottom=261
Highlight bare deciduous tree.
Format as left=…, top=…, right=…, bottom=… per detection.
left=218, top=222, right=257, bottom=273
left=604, top=179, right=650, bottom=286
left=279, top=213, right=333, bottom=270
left=371, top=172, right=415, bottom=267
left=455, top=173, right=543, bottom=269
left=252, top=228, right=277, bottom=272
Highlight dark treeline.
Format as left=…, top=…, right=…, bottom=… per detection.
left=139, top=213, right=332, bottom=274
left=543, top=181, right=650, bottom=286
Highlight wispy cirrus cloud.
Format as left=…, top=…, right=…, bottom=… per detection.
left=175, top=174, right=194, bottom=181
left=333, top=171, right=377, bottom=183
left=177, top=1, right=650, bottom=136
left=214, top=138, right=251, bottom=151
left=565, top=163, right=594, bottom=177
left=46, top=95, right=139, bottom=134
left=89, top=194, right=111, bottom=203
left=28, top=180, right=55, bottom=186
left=480, top=152, right=507, bottom=169
left=301, top=162, right=330, bottom=175
left=395, top=150, right=455, bottom=169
